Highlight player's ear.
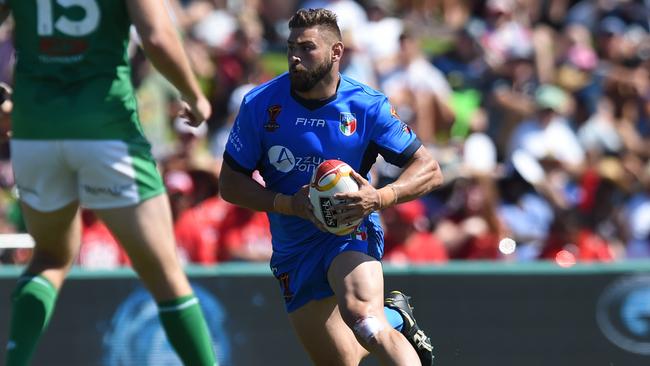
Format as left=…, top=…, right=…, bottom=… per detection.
left=331, top=41, right=344, bottom=62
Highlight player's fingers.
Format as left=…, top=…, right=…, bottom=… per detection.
left=337, top=213, right=356, bottom=224
left=337, top=206, right=363, bottom=221
left=335, top=197, right=364, bottom=210
left=334, top=201, right=350, bottom=214
left=299, top=184, right=311, bottom=197
left=179, top=101, right=202, bottom=126
left=295, top=185, right=314, bottom=212
left=182, top=111, right=200, bottom=126
left=179, top=100, right=191, bottom=114
left=304, top=198, right=329, bottom=231
left=349, top=170, right=369, bottom=187
left=332, top=192, right=360, bottom=202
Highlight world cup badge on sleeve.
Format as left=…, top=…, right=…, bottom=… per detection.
left=264, top=105, right=282, bottom=132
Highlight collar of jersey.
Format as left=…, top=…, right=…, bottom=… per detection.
left=289, top=76, right=341, bottom=111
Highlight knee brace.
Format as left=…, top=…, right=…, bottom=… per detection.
left=352, top=316, right=384, bottom=343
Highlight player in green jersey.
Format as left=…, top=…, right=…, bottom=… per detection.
left=0, top=0, right=217, bottom=365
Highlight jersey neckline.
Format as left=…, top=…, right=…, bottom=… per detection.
left=289, top=76, right=341, bottom=111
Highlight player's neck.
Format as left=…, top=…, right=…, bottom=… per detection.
left=293, top=73, right=340, bottom=101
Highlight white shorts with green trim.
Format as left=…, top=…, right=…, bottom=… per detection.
left=10, top=139, right=165, bottom=212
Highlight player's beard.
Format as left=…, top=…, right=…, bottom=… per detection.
left=290, top=58, right=334, bottom=93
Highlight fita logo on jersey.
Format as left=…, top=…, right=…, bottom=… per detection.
left=264, top=105, right=282, bottom=132
left=339, top=112, right=357, bottom=136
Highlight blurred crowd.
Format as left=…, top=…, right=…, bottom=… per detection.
left=0, top=0, right=649, bottom=267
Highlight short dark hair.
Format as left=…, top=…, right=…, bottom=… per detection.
left=288, top=8, right=342, bottom=41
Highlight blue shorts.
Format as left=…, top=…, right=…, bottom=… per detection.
left=270, top=223, right=384, bottom=313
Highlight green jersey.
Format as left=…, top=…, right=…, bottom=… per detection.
left=8, top=0, right=144, bottom=139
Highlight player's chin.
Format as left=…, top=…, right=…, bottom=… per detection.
left=290, top=74, right=312, bottom=90
left=289, top=76, right=304, bottom=88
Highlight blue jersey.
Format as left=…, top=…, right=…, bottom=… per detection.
left=224, top=73, right=421, bottom=259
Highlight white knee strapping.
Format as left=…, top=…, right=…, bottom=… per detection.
left=352, top=316, right=384, bottom=342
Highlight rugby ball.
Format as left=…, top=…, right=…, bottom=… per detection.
left=309, top=160, right=362, bottom=236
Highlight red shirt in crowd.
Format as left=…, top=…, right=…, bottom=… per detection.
left=383, top=200, right=448, bottom=264
left=174, top=197, right=232, bottom=265
left=540, top=229, right=614, bottom=262
left=384, top=231, right=448, bottom=264
left=217, top=206, right=272, bottom=262
left=79, top=216, right=129, bottom=268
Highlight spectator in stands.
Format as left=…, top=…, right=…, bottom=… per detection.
left=507, top=84, right=585, bottom=177
left=577, top=97, right=624, bottom=158
left=539, top=208, right=616, bottom=263
left=132, top=49, right=181, bottom=160
left=339, top=30, right=378, bottom=88
left=382, top=199, right=448, bottom=264
left=380, top=29, right=455, bottom=144
left=357, top=0, right=404, bottom=74
left=498, top=171, right=555, bottom=261
left=165, top=169, right=196, bottom=223
left=210, top=82, right=257, bottom=172
left=433, top=174, right=504, bottom=260
left=78, top=211, right=128, bottom=269
left=480, top=0, right=534, bottom=72
left=173, top=169, right=232, bottom=265
left=217, top=205, right=273, bottom=262
left=432, top=27, right=489, bottom=140
left=482, top=51, right=539, bottom=156
left=624, top=161, right=650, bottom=258
left=302, top=0, right=368, bottom=35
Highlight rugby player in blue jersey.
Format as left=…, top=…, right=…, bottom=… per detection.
left=219, top=8, right=443, bottom=366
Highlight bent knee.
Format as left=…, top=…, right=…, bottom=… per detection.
left=351, top=315, right=385, bottom=344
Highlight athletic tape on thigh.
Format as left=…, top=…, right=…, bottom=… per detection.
left=353, top=316, right=384, bottom=342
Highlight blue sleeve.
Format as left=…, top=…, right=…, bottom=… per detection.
left=369, top=97, right=421, bottom=167
left=224, top=100, right=262, bottom=174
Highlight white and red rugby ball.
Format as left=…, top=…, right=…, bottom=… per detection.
left=309, top=159, right=362, bottom=236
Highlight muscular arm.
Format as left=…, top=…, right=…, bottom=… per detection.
left=127, top=0, right=206, bottom=108
left=380, top=145, right=443, bottom=206
left=220, top=160, right=327, bottom=229
left=219, top=162, right=276, bottom=213
left=335, top=145, right=443, bottom=224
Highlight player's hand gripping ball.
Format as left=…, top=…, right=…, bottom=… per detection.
left=309, top=160, right=363, bottom=235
